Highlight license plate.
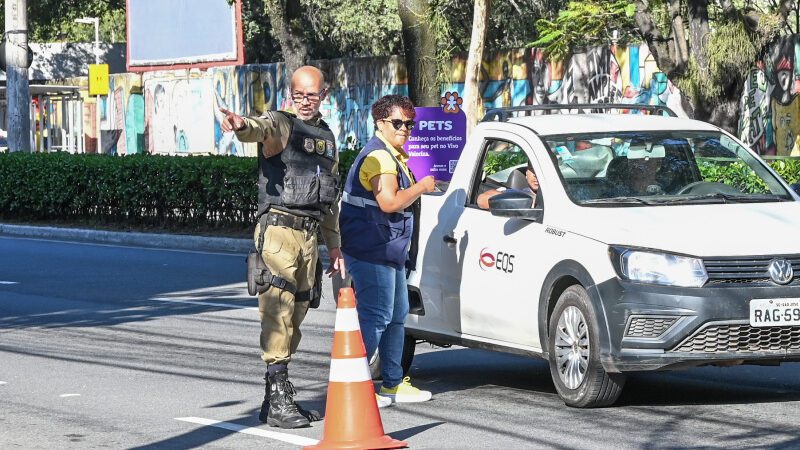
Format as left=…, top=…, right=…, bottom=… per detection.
left=750, top=298, right=800, bottom=327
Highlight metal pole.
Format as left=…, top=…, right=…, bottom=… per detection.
left=4, top=0, right=32, bottom=152
left=94, top=18, right=102, bottom=155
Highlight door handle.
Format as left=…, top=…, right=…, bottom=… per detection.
left=443, top=234, right=457, bottom=245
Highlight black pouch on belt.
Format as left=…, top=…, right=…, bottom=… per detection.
left=246, top=250, right=271, bottom=296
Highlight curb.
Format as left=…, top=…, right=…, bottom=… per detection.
left=0, top=223, right=253, bottom=253
left=0, top=223, right=332, bottom=260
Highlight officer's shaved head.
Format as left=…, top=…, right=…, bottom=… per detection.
left=291, top=66, right=325, bottom=91
left=290, top=66, right=326, bottom=120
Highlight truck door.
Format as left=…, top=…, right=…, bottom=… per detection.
left=442, top=133, right=549, bottom=349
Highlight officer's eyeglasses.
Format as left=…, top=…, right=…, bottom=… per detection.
left=379, top=119, right=416, bottom=131
left=292, top=90, right=326, bottom=103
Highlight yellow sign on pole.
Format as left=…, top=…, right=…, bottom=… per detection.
left=89, top=64, right=109, bottom=96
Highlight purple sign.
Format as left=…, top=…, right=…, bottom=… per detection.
left=404, top=107, right=466, bottom=181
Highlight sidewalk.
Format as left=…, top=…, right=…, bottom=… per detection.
left=0, top=223, right=252, bottom=253
left=0, top=223, right=334, bottom=262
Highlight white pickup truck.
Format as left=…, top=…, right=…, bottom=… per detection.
left=397, top=104, right=800, bottom=407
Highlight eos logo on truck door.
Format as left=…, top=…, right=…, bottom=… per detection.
left=479, top=247, right=515, bottom=273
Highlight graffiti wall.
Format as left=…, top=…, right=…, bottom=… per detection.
left=51, top=40, right=800, bottom=157
left=142, top=70, right=216, bottom=155
left=442, top=45, right=684, bottom=116
left=739, top=35, right=800, bottom=156
left=57, top=74, right=144, bottom=155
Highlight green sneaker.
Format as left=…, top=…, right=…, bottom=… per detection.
left=378, top=377, right=432, bottom=403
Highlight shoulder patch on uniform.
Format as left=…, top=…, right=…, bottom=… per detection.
left=325, top=140, right=335, bottom=158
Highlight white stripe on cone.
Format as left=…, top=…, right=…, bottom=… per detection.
left=334, top=308, right=361, bottom=332
left=328, top=357, right=371, bottom=382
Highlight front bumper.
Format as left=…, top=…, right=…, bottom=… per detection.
left=594, top=278, right=800, bottom=372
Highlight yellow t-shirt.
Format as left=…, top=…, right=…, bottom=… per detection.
left=358, top=132, right=414, bottom=191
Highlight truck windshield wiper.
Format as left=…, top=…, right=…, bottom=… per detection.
left=675, top=193, right=789, bottom=204
left=581, top=196, right=659, bottom=206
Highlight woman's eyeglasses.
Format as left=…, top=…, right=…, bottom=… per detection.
left=379, top=119, right=416, bottom=130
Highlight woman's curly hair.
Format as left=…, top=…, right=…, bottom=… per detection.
left=371, top=94, right=416, bottom=123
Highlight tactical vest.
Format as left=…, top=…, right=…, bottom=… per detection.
left=258, top=112, right=339, bottom=219
left=340, top=135, right=414, bottom=270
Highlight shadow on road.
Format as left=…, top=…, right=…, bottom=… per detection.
left=408, top=346, right=800, bottom=408
left=0, top=236, right=262, bottom=330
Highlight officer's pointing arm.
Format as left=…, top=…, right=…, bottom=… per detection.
left=233, top=111, right=292, bottom=158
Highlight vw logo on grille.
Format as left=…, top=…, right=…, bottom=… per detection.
left=768, top=259, right=794, bottom=285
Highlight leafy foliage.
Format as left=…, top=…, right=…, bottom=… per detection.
left=697, top=158, right=800, bottom=194
left=680, top=18, right=782, bottom=107
left=483, top=152, right=529, bottom=175
left=301, top=0, right=402, bottom=57
left=531, top=0, right=637, bottom=61
left=0, top=151, right=365, bottom=228
left=0, top=152, right=257, bottom=227
left=0, top=1, right=126, bottom=43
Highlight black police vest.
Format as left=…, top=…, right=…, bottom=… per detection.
left=257, top=112, right=339, bottom=219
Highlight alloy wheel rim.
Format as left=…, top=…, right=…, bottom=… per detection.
left=554, top=305, right=590, bottom=390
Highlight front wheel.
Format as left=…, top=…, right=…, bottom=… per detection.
left=369, top=333, right=416, bottom=380
left=547, top=285, right=625, bottom=407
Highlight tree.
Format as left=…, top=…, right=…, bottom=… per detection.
left=632, top=0, right=788, bottom=130
left=534, top=0, right=794, bottom=131
left=398, top=0, right=440, bottom=106
left=462, top=0, right=490, bottom=135
left=263, top=0, right=309, bottom=75
left=0, top=0, right=126, bottom=43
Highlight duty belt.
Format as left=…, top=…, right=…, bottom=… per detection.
left=265, top=212, right=320, bottom=232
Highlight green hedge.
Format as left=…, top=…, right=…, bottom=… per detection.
left=1, top=152, right=798, bottom=230
left=698, top=158, right=800, bottom=193
left=0, top=152, right=257, bottom=227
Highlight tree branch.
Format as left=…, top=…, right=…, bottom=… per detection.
left=777, top=0, right=795, bottom=25
left=633, top=0, right=678, bottom=75
left=668, top=0, right=689, bottom=67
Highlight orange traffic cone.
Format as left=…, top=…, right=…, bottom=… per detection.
left=304, top=287, right=407, bottom=450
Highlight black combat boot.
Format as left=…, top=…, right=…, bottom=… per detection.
left=260, top=369, right=311, bottom=429
left=259, top=370, right=321, bottom=424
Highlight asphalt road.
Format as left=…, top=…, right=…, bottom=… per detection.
left=2, top=235, right=800, bottom=449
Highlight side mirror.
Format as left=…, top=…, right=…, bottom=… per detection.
left=488, top=190, right=543, bottom=221
left=791, top=183, right=800, bottom=197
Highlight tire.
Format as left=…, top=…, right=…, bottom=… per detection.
left=547, top=285, right=625, bottom=407
left=369, top=333, right=416, bottom=380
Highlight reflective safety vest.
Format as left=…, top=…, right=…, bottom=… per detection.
left=340, top=135, right=414, bottom=270
left=258, top=112, right=338, bottom=219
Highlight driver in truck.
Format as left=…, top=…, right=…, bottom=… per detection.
left=477, top=161, right=539, bottom=209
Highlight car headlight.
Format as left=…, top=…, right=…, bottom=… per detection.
left=610, top=247, right=708, bottom=287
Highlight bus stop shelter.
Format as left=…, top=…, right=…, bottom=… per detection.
left=0, top=84, right=85, bottom=153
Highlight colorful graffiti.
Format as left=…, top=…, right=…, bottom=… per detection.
left=442, top=45, right=685, bottom=118
left=739, top=35, right=800, bottom=156
left=108, top=74, right=145, bottom=155
left=142, top=71, right=215, bottom=155
left=47, top=40, right=800, bottom=157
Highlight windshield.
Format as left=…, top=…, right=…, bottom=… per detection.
left=542, top=131, right=792, bottom=206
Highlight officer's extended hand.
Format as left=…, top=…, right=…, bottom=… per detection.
left=219, top=108, right=245, bottom=133
left=419, top=175, right=436, bottom=193
left=327, top=247, right=346, bottom=279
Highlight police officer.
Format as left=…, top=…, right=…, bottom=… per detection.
left=220, top=66, right=345, bottom=429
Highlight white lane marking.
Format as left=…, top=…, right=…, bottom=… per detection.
left=150, top=298, right=258, bottom=311
left=175, top=417, right=319, bottom=446
left=0, top=381, right=7, bottom=385
left=0, top=281, right=19, bottom=285
left=60, top=393, right=81, bottom=398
